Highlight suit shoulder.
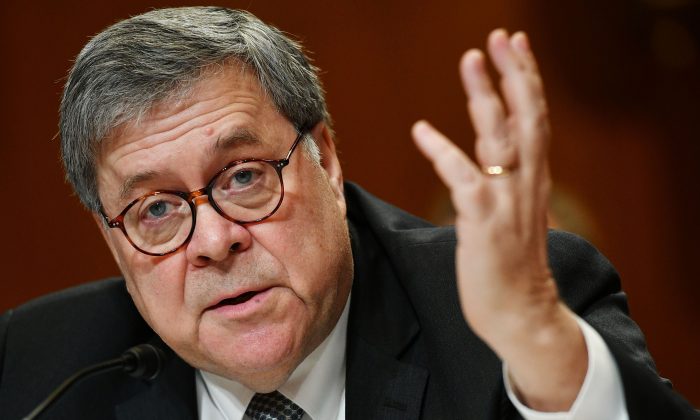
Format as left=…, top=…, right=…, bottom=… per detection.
left=1, top=278, right=152, bottom=384
left=546, top=230, right=623, bottom=313
left=6, top=277, right=149, bottom=342
left=345, top=181, right=456, bottom=245
left=7, top=278, right=138, bottom=330
left=0, top=280, right=159, bottom=418
left=14, top=277, right=127, bottom=312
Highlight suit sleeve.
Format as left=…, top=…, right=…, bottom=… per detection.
left=547, top=231, right=699, bottom=419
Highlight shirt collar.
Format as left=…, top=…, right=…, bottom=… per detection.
left=197, top=295, right=350, bottom=420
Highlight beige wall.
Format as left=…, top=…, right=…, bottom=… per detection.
left=1, top=0, right=698, bottom=406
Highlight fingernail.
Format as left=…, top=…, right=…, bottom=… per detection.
left=490, top=28, right=509, bottom=45
left=463, top=49, right=483, bottom=70
left=413, top=120, right=430, bottom=137
left=513, top=31, right=530, bottom=52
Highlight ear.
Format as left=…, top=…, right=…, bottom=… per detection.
left=311, top=123, right=346, bottom=216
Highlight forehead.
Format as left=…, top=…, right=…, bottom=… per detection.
left=102, top=64, right=276, bottom=154
left=96, top=64, right=294, bottom=205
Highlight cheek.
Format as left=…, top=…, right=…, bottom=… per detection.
left=276, top=177, right=351, bottom=309
left=115, top=244, right=192, bottom=338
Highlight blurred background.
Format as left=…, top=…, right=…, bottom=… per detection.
left=1, top=0, right=698, bottom=406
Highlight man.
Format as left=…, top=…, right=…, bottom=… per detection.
left=0, top=6, right=697, bottom=420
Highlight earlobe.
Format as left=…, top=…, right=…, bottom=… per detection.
left=312, top=123, right=346, bottom=215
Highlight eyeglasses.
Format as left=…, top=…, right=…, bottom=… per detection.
left=99, top=130, right=306, bottom=256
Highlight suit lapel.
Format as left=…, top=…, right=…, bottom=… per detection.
left=346, top=335, right=428, bottom=420
left=345, top=217, right=428, bottom=420
left=392, top=239, right=506, bottom=418
left=345, top=183, right=508, bottom=419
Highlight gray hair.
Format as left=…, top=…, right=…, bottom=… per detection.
left=60, top=6, right=329, bottom=212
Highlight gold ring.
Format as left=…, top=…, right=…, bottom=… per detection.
left=482, top=165, right=511, bottom=177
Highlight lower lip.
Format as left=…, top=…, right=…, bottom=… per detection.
left=207, top=287, right=276, bottom=318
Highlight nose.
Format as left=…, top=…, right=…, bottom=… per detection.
left=185, top=196, right=252, bottom=266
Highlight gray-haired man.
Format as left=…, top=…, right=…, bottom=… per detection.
left=1, top=6, right=697, bottom=420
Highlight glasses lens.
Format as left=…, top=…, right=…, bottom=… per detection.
left=123, top=193, right=192, bottom=254
left=212, top=160, right=282, bottom=222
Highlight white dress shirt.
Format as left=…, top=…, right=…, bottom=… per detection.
left=197, top=295, right=628, bottom=420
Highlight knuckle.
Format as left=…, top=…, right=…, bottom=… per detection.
left=519, top=109, right=549, bottom=135
left=528, top=73, right=545, bottom=92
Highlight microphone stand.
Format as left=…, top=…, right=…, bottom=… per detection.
left=22, top=343, right=165, bottom=420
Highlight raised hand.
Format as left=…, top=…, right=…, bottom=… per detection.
left=412, top=29, right=587, bottom=411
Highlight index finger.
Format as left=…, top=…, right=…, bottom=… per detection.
left=412, top=120, right=480, bottom=189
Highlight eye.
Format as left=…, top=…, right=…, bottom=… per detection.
left=233, top=169, right=254, bottom=185
left=137, top=198, right=180, bottom=223
left=146, top=201, right=169, bottom=218
left=223, top=164, right=265, bottom=191
left=123, top=193, right=189, bottom=242
left=215, top=161, right=270, bottom=197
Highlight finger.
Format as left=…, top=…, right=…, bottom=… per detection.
left=509, top=31, right=548, bottom=135
left=460, top=49, right=507, bottom=143
left=411, top=120, right=479, bottom=189
left=487, top=29, right=545, bottom=119
left=459, top=50, right=517, bottom=169
left=510, top=32, right=540, bottom=75
left=412, top=120, right=494, bottom=220
left=488, top=29, right=550, bottom=171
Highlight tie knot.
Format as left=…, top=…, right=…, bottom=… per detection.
left=245, top=390, right=305, bottom=420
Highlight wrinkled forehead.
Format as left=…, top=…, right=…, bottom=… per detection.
left=156, top=62, right=264, bottom=119
left=97, top=62, right=279, bottom=161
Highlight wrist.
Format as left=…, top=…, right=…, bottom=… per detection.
left=498, top=304, right=588, bottom=411
left=460, top=276, right=588, bottom=411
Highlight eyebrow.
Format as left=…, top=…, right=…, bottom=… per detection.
left=119, top=170, right=161, bottom=202
left=117, top=128, right=263, bottom=203
left=209, top=128, right=262, bottom=158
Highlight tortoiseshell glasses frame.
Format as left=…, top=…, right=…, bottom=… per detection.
left=99, top=130, right=306, bottom=256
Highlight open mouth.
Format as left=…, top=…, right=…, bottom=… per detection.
left=209, top=289, right=267, bottom=310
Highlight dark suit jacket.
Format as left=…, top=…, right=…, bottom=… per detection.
left=0, top=183, right=697, bottom=419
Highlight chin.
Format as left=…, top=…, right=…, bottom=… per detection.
left=195, top=319, right=308, bottom=388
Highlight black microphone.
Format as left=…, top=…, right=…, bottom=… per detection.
left=22, top=343, right=166, bottom=420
